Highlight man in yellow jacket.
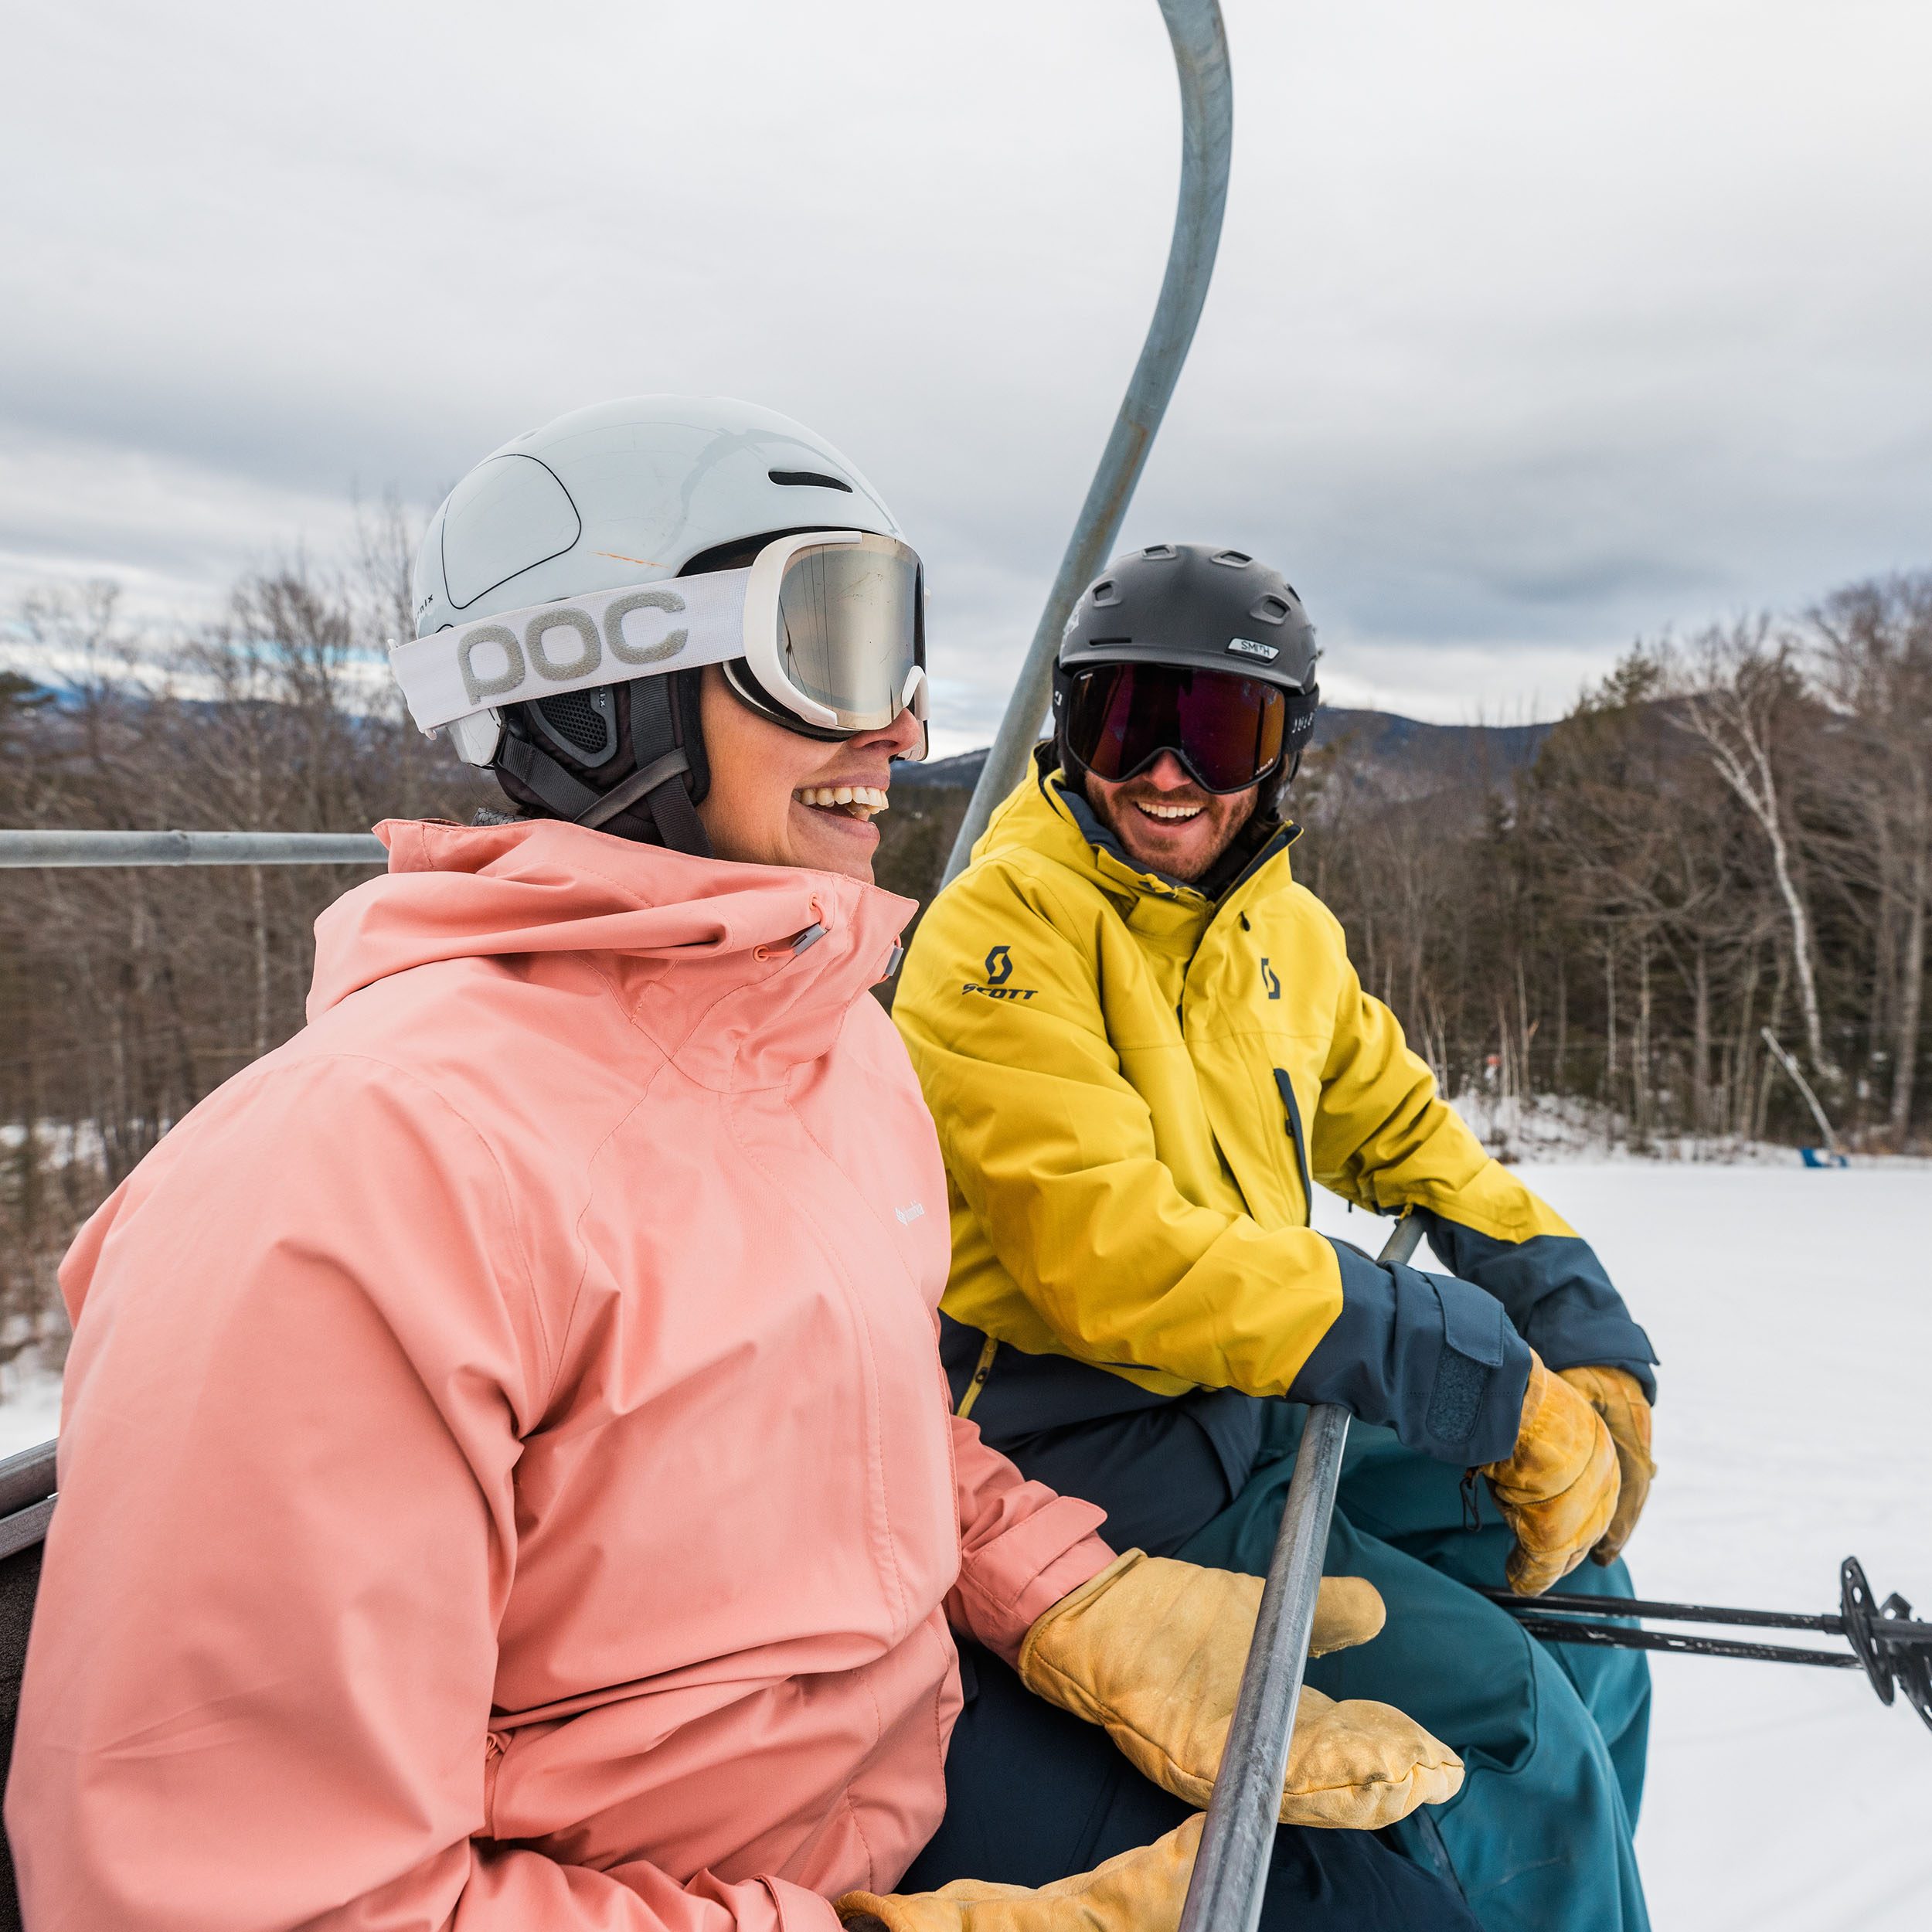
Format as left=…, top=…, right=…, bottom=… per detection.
left=894, top=544, right=1658, bottom=1932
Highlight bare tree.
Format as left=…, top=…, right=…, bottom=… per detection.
left=0, top=551, right=494, bottom=1335
left=1665, top=621, right=1838, bottom=1088
left=1808, top=575, right=1932, bottom=1141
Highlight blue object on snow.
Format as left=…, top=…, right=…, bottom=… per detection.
left=1799, top=1147, right=1851, bottom=1169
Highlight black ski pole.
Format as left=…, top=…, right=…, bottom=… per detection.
left=1476, top=1557, right=1932, bottom=1733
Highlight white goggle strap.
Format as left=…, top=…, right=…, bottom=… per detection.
left=388, top=566, right=754, bottom=735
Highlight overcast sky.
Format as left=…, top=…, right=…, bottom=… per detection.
left=5, top=0, right=1929, bottom=749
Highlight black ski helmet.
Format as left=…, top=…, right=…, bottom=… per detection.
left=1052, top=543, right=1321, bottom=815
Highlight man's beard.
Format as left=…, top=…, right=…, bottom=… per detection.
left=1087, top=774, right=1258, bottom=882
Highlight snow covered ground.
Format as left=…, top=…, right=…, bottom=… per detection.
left=2, top=1162, right=1925, bottom=1924
left=1315, top=1163, right=1932, bottom=1930
left=0, top=1352, right=62, bottom=1462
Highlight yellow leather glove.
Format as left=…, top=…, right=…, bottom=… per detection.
left=837, top=1813, right=1200, bottom=1932
left=1481, top=1353, right=1621, bottom=1595
left=1559, top=1366, right=1655, bottom=1564
left=1016, top=1552, right=1462, bottom=1830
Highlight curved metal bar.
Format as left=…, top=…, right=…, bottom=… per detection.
left=0, top=830, right=387, bottom=869
left=940, top=0, right=1233, bottom=885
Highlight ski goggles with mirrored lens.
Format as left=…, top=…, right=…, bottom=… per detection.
left=1061, top=661, right=1315, bottom=793
left=389, top=529, right=927, bottom=744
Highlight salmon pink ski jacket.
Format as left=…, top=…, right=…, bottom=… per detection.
left=9, top=818, right=1112, bottom=1932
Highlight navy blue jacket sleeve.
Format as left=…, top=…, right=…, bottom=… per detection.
left=1288, top=1240, right=1533, bottom=1465
left=1413, top=1208, right=1658, bottom=1400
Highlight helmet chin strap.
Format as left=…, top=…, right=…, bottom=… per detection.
left=495, top=729, right=601, bottom=818
left=495, top=673, right=713, bottom=857
left=583, top=675, right=711, bottom=853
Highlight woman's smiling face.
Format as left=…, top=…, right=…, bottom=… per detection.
left=695, top=665, right=923, bottom=883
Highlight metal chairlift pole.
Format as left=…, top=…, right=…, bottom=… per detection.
left=1176, top=1216, right=1425, bottom=1932
left=932, top=15, right=1395, bottom=1915
left=939, top=0, right=1233, bottom=888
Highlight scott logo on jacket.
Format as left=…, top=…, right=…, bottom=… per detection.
left=961, top=944, right=1037, bottom=1002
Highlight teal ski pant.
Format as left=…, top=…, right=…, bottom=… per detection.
left=1175, top=1405, right=1651, bottom=1932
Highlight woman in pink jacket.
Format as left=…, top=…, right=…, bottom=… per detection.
left=7, top=398, right=1474, bottom=1932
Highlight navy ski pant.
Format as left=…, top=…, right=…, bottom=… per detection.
left=907, top=1640, right=1483, bottom=1932
left=993, top=1398, right=1652, bottom=1932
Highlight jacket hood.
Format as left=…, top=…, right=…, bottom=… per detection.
left=309, top=818, right=914, bottom=1032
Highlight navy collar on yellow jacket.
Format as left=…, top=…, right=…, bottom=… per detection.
left=1029, top=745, right=1299, bottom=917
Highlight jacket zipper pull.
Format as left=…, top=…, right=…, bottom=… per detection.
left=956, top=1335, right=1000, bottom=1420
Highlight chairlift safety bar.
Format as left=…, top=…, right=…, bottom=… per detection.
left=1177, top=1215, right=1424, bottom=1932
left=0, top=831, right=387, bottom=869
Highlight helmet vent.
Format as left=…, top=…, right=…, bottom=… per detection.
left=1141, top=544, right=1179, bottom=561
left=1212, top=549, right=1253, bottom=566
left=536, top=688, right=617, bottom=760
left=769, top=468, right=854, bottom=493
left=1250, top=595, right=1290, bottom=624
left=1090, top=580, right=1121, bottom=606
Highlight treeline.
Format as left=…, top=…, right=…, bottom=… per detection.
left=1288, top=580, right=1932, bottom=1157
left=2, top=553, right=1927, bottom=1352
left=0, top=523, right=493, bottom=1353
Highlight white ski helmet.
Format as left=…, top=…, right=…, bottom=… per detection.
left=395, top=395, right=925, bottom=852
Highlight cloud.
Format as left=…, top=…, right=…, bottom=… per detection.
left=0, top=429, right=367, bottom=619
left=4, top=0, right=1930, bottom=731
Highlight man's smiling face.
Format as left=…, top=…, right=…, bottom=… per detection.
left=1083, top=749, right=1258, bottom=883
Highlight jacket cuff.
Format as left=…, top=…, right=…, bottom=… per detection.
left=769, top=1877, right=848, bottom=1932
left=1291, top=1240, right=1532, bottom=1465
left=1413, top=1213, right=1658, bottom=1402
left=948, top=1503, right=1114, bottom=1666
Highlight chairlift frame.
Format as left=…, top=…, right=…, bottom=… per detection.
left=3, top=7, right=1929, bottom=1927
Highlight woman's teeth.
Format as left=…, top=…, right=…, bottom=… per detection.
left=1135, top=800, right=1203, bottom=822
left=794, top=784, right=889, bottom=822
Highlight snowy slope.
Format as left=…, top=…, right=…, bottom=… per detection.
left=1315, top=1164, right=1932, bottom=1931
left=3, top=1164, right=1926, bottom=1923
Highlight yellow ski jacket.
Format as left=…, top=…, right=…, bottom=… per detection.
left=894, top=760, right=1654, bottom=1468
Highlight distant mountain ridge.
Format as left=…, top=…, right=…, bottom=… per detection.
left=899, top=709, right=1553, bottom=799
